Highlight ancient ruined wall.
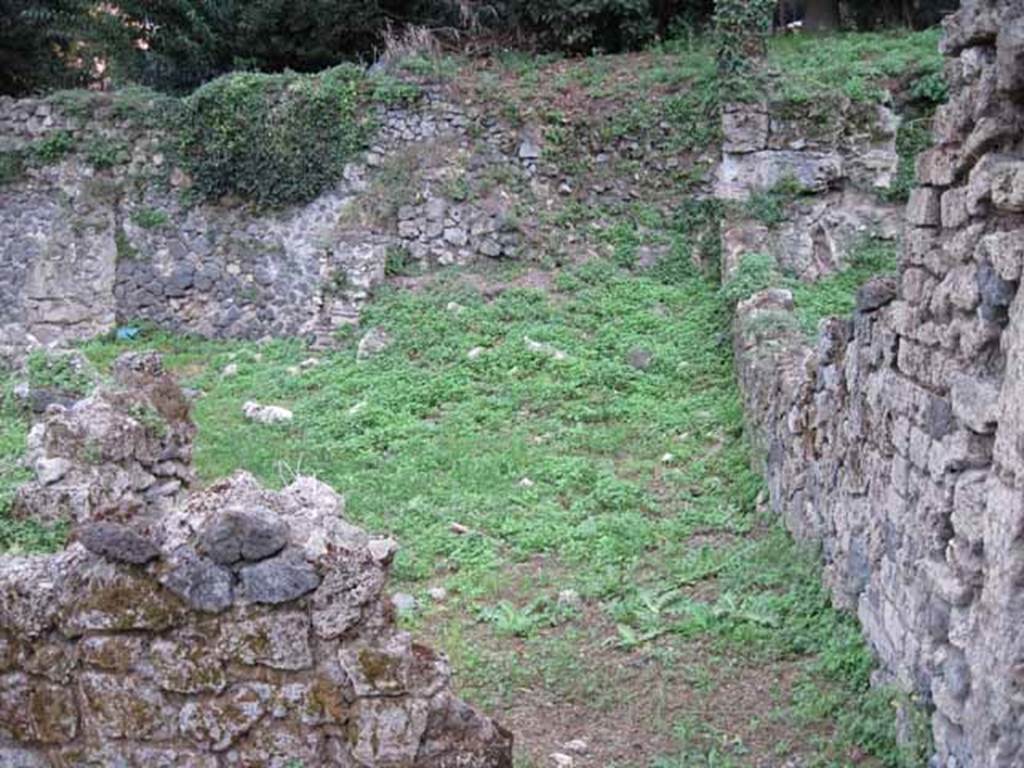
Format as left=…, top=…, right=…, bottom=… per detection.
left=732, top=2, right=1024, bottom=765
left=0, top=354, right=513, bottom=766
left=718, top=89, right=904, bottom=281
left=0, top=87, right=528, bottom=362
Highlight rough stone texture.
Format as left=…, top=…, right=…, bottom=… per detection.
left=718, top=93, right=903, bottom=281
left=0, top=86, right=529, bottom=363
left=12, top=351, right=196, bottom=526
left=733, top=4, right=1024, bottom=765
left=0, top=470, right=513, bottom=765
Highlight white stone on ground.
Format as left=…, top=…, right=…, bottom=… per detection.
left=242, top=401, right=294, bottom=425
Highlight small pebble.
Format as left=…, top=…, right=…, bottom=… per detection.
left=392, top=592, right=418, bottom=614
left=550, top=753, right=574, bottom=768
left=564, top=739, right=589, bottom=755
left=428, top=587, right=448, bottom=602
left=557, top=589, right=582, bottom=610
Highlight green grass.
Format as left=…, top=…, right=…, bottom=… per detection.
left=789, top=239, right=899, bottom=332
left=0, top=371, right=67, bottom=554
left=64, top=250, right=925, bottom=765
left=767, top=28, right=944, bottom=104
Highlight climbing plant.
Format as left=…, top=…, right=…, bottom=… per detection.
left=179, top=65, right=372, bottom=207
left=712, top=0, right=775, bottom=98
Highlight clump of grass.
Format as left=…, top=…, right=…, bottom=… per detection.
left=721, top=238, right=898, bottom=332
left=0, top=371, right=67, bottom=554
left=744, top=176, right=806, bottom=228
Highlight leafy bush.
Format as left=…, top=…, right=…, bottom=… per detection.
left=33, top=130, right=75, bottom=163
left=84, top=137, right=129, bottom=169
left=179, top=65, right=371, bottom=207
left=0, top=151, right=25, bottom=184
left=713, top=0, right=775, bottom=98
left=513, top=0, right=657, bottom=53
left=25, top=350, right=95, bottom=393
left=909, top=69, right=948, bottom=105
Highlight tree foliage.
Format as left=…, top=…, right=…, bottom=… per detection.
left=1, top=0, right=955, bottom=96
left=0, top=0, right=94, bottom=95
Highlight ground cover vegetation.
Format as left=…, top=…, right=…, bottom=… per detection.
left=0, top=11, right=947, bottom=766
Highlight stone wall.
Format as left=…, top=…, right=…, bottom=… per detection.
left=717, top=88, right=904, bottom=281
left=0, top=354, right=513, bottom=766
left=0, top=86, right=530, bottom=363
left=732, top=2, right=1024, bottom=765
left=13, top=352, right=196, bottom=526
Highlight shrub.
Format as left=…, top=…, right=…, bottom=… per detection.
left=84, top=137, right=129, bottom=169
left=713, top=0, right=775, bottom=98
left=33, top=130, right=75, bottom=163
left=24, top=350, right=95, bottom=393
left=0, top=151, right=25, bottom=184
left=179, top=65, right=371, bottom=207
left=513, top=0, right=657, bottom=53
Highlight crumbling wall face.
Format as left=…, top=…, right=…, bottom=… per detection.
left=13, top=352, right=196, bottom=525
left=0, top=473, right=513, bottom=767
left=717, top=91, right=903, bottom=281
left=0, top=90, right=529, bottom=362
left=733, top=2, right=1024, bottom=766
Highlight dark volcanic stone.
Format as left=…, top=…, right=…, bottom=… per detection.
left=925, top=396, right=956, bottom=439
left=856, top=276, right=898, bottom=313
left=161, top=547, right=234, bottom=613
left=77, top=522, right=160, bottom=565
left=23, top=387, right=80, bottom=415
left=977, top=260, right=1017, bottom=322
left=239, top=549, right=321, bottom=605
left=198, top=505, right=289, bottom=565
